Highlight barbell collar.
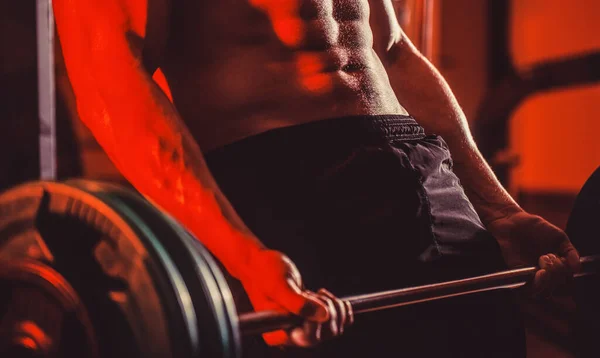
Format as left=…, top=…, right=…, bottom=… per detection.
left=239, top=255, right=600, bottom=336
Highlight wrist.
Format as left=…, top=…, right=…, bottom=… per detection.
left=225, top=235, right=264, bottom=282
left=188, top=215, right=265, bottom=281
left=481, top=203, right=524, bottom=228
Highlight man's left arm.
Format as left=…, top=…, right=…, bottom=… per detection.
left=369, top=0, right=580, bottom=288
left=377, top=20, right=516, bottom=225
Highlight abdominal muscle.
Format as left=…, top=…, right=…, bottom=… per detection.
left=159, top=0, right=408, bottom=151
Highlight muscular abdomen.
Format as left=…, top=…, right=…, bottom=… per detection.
left=162, top=0, right=405, bottom=150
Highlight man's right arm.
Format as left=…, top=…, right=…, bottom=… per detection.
left=53, top=0, right=263, bottom=279
left=53, top=0, right=340, bottom=346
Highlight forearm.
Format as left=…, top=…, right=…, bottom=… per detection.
left=385, top=38, right=522, bottom=224
left=70, top=57, right=263, bottom=279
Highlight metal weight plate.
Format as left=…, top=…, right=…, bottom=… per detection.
left=0, top=181, right=197, bottom=357
left=65, top=180, right=241, bottom=358
left=566, top=166, right=600, bottom=358
left=0, top=259, right=98, bottom=357
left=567, top=166, right=600, bottom=255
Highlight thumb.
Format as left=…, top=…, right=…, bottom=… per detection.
left=270, top=277, right=329, bottom=322
left=298, top=292, right=329, bottom=322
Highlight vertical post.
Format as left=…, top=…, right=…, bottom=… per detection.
left=420, top=0, right=434, bottom=60
left=36, top=0, right=56, bottom=181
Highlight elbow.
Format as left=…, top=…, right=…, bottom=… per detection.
left=384, top=24, right=404, bottom=52
left=384, top=33, right=417, bottom=67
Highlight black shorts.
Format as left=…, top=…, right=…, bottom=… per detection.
left=206, top=115, right=526, bottom=357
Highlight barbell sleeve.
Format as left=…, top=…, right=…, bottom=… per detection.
left=239, top=255, right=600, bottom=336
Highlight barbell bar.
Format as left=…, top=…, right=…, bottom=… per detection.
left=239, top=255, right=600, bottom=335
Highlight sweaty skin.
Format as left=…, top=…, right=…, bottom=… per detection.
left=54, top=0, right=579, bottom=347
left=163, top=0, right=408, bottom=150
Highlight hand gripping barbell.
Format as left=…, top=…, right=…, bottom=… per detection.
left=238, top=255, right=600, bottom=336
left=0, top=167, right=599, bottom=357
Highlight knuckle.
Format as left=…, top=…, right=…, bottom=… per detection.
left=539, top=255, right=554, bottom=269
left=318, top=288, right=331, bottom=296
left=345, top=301, right=355, bottom=325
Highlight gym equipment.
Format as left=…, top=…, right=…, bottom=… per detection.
left=0, top=166, right=598, bottom=357
left=2, top=0, right=596, bottom=356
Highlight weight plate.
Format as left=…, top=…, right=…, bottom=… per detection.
left=66, top=179, right=241, bottom=358
left=0, top=259, right=98, bottom=357
left=0, top=181, right=193, bottom=358
left=566, top=166, right=600, bottom=254
left=567, top=166, right=600, bottom=358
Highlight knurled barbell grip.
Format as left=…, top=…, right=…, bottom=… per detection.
left=238, top=255, right=600, bottom=336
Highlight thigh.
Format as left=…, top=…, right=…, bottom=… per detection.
left=396, top=136, right=508, bottom=273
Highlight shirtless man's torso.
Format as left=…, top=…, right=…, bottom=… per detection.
left=158, top=0, right=407, bottom=150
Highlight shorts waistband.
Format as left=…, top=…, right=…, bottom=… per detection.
left=282, top=114, right=426, bottom=142
left=351, top=114, right=426, bottom=141
left=214, top=114, right=426, bottom=153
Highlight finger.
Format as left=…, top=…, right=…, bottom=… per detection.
left=318, top=288, right=348, bottom=335
left=546, top=254, right=567, bottom=274
left=558, top=240, right=582, bottom=273
left=534, top=254, right=553, bottom=294
left=269, top=278, right=329, bottom=322
left=253, top=251, right=327, bottom=321
left=536, top=254, right=565, bottom=297
left=344, top=300, right=355, bottom=326
left=539, top=254, right=552, bottom=271
left=545, top=254, right=568, bottom=291
left=532, top=269, right=550, bottom=298
left=290, top=324, right=321, bottom=348
left=288, top=291, right=324, bottom=347
left=303, top=290, right=338, bottom=341
left=281, top=290, right=328, bottom=348
left=314, top=290, right=340, bottom=338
